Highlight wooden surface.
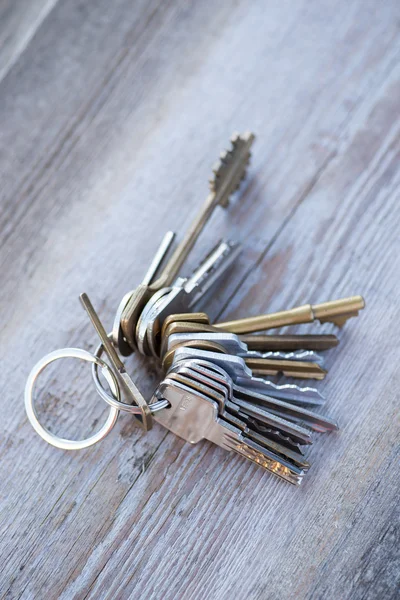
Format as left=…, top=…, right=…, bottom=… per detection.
left=1, top=1, right=399, bottom=598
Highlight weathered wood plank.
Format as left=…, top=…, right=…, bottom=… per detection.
left=0, top=0, right=59, bottom=82
left=0, top=1, right=399, bottom=599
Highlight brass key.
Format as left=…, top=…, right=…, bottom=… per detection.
left=214, top=296, right=365, bottom=334
left=244, top=358, right=327, bottom=379
left=120, top=132, right=255, bottom=351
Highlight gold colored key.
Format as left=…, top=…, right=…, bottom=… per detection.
left=120, top=132, right=255, bottom=351
left=160, top=320, right=218, bottom=358
left=161, top=313, right=210, bottom=338
left=240, top=334, right=338, bottom=351
left=214, top=296, right=365, bottom=334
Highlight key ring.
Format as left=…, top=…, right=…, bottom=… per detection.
left=91, top=341, right=169, bottom=414
left=25, top=348, right=120, bottom=450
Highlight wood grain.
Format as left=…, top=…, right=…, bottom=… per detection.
left=1, top=1, right=399, bottom=598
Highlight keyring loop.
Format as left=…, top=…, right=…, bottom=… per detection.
left=25, top=348, right=119, bottom=450
left=92, top=341, right=169, bottom=414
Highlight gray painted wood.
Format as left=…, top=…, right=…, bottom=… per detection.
left=1, top=1, right=399, bottom=598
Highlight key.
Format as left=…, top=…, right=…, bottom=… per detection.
left=165, top=331, right=325, bottom=364
left=151, top=379, right=307, bottom=484
left=120, top=132, right=255, bottom=350
left=168, top=360, right=338, bottom=433
left=138, top=240, right=241, bottom=357
left=163, top=340, right=227, bottom=370
left=170, top=349, right=325, bottom=406
left=167, top=346, right=326, bottom=405
left=181, top=356, right=325, bottom=408
left=113, top=230, right=175, bottom=356
left=214, top=296, right=365, bottom=334
left=80, top=293, right=154, bottom=431
left=162, top=343, right=327, bottom=379
left=240, top=333, right=339, bottom=351
left=161, top=317, right=338, bottom=349
left=160, top=319, right=339, bottom=358
left=165, top=369, right=310, bottom=467
left=135, top=287, right=173, bottom=356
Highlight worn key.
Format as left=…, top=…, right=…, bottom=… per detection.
left=120, top=132, right=255, bottom=350
left=173, top=355, right=325, bottom=407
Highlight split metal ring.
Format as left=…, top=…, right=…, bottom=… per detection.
left=25, top=348, right=120, bottom=450
left=92, top=341, right=169, bottom=414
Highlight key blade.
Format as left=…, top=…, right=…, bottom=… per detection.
left=222, top=429, right=306, bottom=485
left=245, top=358, right=327, bottom=380
left=236, top=376, right=326, bottom=406
left=185, top=240, right=241, bottom=305
left=233, top=386, right=338, bottom=433
left=148, top=133, right=254, bottom=291
left=142, top=231, right=176, bottom=286
left=241, top=334, right=339, bottom=352
left=312, top=296, right=365, bottom=326
left=244, top=349, right=325, bottom=365
left=215, top=296, right=365, bottom=334
left=209, top=132, right=255, bottom=205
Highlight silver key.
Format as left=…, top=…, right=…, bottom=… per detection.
left=168, top=359, right=337, bottom=433
left=170, top=347, right=325, bottom=406
left=165, top=369, right=310, bottom=468
left=151, top=379, right=306, bottom=484
left=138, top=240, right=241, bottom=357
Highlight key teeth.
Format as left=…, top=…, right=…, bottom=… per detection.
left=209, top=131, right=255, bottom=197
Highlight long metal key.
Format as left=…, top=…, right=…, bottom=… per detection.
left=160, top=318, right=339, bottom=352
left=169, top=353, right=325, bottom=407
left=120, top=132, right=255, bottom=350
left=214, top=296, right=365, bottom=334
left=168, top=346, right=329, bottom=406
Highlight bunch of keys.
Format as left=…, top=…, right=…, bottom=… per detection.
left=25, top=132, right=365, bottom=484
